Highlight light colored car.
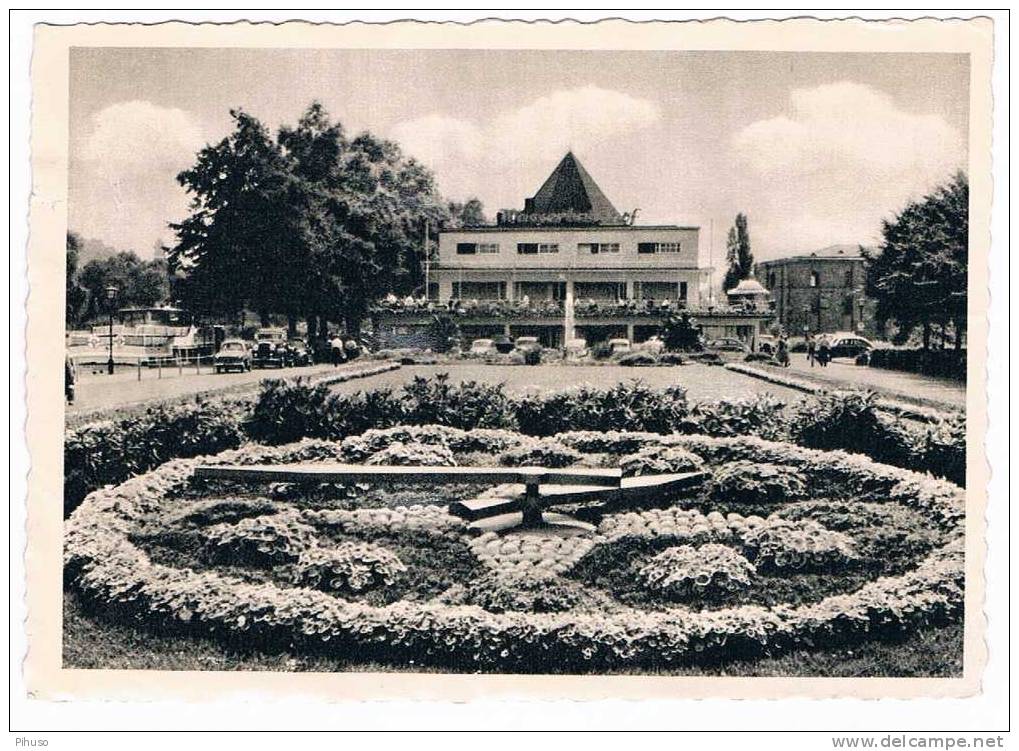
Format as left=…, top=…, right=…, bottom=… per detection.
left=214, top=339, right=252, bottom=373
left=469, top=338, right=497, bottom=355
left=565, top=338, right=588, bottom=357
left=638, top=336, right=665, bottom=354
left=608, top=338, right=632, bottom=355
left=514, top=336, right=541, bottom=352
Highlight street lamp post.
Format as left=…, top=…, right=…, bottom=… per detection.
left=105, top=284, right=119, bottom=375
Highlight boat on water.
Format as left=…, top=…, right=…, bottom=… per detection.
left=69, top=306, right=221, bottom=366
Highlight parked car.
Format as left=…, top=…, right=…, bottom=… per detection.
left=707, top=338, right=749, bottom=353
left=565, top=338, right=589, bottom=358
left=252, top=327, right=288, bottom=368
left=756, top=335, right=778, bottom=355
left=514, top=336, right=541, bottom=352
left=286, top=338, right=313, bottom=366
left=492, top=335, right=515, bottom=354
left=829, top=334, right=873, bottom=359
left=608, top=338, right=632, bottom=355
left=638, top=336, right=665, bottom=355
left=469, top=338, right=497, bottom=356
left=214, top=339, right=252, bottom=373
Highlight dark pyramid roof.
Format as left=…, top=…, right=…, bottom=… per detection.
left=524, top=152, right=625, bottom=224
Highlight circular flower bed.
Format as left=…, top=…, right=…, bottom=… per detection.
left=65, top=427, right=964, bottom=672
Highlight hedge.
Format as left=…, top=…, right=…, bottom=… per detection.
left=869, top=348, right=966, bottom=381
left=64, top=375, right=967, bottom=516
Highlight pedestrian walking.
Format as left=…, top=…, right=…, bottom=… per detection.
left=65, top=352, right=77, bottom=404
left=817, top=334, right=831, bottom=367
left=776, top=334, right=790, bottom=368
left=805, top=332, right=816, bottom=367
left=329, top=333, right=345, bottom=367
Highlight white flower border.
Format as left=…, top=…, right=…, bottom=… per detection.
left=64, top=431, right=965, bottom=670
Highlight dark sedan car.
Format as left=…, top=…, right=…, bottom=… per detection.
left=828, top=335, right=873, bottom=359
left=286, top=339, right=313, bottom=366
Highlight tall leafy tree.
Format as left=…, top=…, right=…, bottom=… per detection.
left=864, top=172, right=968, bottom=350
left=65, top=231, right=90, bottom=327
left=723, top=213, right=754, bottom=293
left=446, top=198, right=488, bottom=228
left=171, top=102, right=448, bottom=334
left=77, top=251, right=169, bottom=320
left=170, top=109, right=294, bottom=322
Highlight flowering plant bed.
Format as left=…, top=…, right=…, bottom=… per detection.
left=65, top=427, right=964, bottom=673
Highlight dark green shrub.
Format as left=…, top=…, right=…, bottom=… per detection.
left=914, top=414, right=966, bottom=486
left=246, top=378, right=406, bottom=445
left=661, top=311, right=702, bottom=351
left=685, top=351, right=723, bottom=365
left=869, top=348, right=966, bottom=381
left=400, top=374, right=517, bottom=430
left=681, top=395, right=788, bottom=441
left=658, top=352, right=685, bottom=366
left=514, top=381, right=689, bottom=436
left=790, top=391, right=910, bottom=467
left=245, top=378, right=334, bottom=444
left=64, top=398, right=245, bottom=516
left=590, top=341, right=614, bottom=360
left=523, top=349, right=542, bottom=366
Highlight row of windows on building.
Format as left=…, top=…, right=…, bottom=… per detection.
left=447, top=280, right=689, bottom=301
left=765, top=268, right=858, bottom=289
left=455, top=241, right=683, bottom=256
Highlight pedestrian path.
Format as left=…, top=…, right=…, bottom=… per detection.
left=738, top=354, right=966, bottom=410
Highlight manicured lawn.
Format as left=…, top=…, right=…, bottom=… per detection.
left=62, top=588, right=963, bottom=677
left=330, top=363, right=807, bottom=404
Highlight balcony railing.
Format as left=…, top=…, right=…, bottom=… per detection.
left=372, top=298, right=773, bottom=319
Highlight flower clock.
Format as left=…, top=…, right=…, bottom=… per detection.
left=65, top=425, right=964, bottom=672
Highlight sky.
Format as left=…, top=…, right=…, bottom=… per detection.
left=68, top=48, right=969, bottom=262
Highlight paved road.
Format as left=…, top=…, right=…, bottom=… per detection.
left=327, top=363, right=807, bottom=404
left=779, top=354, right=966, bottom=409
left=69, top=362, right=341, bottom=415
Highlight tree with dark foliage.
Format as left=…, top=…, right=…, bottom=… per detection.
left=661, top=311, right=702, bottom=351
left=723, top=213, right=754, bottom=293
left=446, top=198, right=488, bottom=228
left=77, top=251, right=169, bottom=322
left=170, top=103, right=448, bottom=334
left=864, top=173, right=968, bottom=350
left=65, top=231, right=90, bottom=327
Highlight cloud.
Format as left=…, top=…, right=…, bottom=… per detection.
left=732, top=82, right=964, bottom=194
left=71, top=101, right=208, bottom=256
left=389, top=86, right=661, bottom=207
left=727, top=82, right=966, bottom=257
left=81, top=100, right=205, bottom=173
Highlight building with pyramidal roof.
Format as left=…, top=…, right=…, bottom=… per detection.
left=374, top=152, right=773, bottom=350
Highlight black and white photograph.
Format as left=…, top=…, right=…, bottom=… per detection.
left=17, top=15, right=1001, bottom=722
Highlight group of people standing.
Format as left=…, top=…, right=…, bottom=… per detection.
left=328, top=334, right=361, bottom=366
left=805, top=332, right=833, bottom=368
left=769, top=331, right=832, bottom=369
